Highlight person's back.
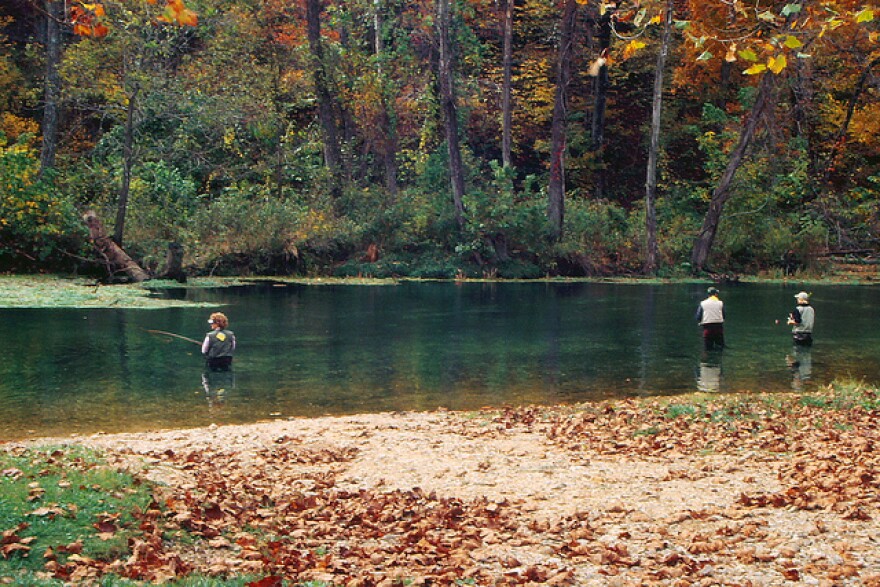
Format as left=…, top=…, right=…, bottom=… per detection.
left=696, top=287, right=725, bottom=351
left=203, top=312, right=236, bottom=371
left=698, top=296, right=724, bottom=325
left=205, top=328, right=235, bottom=358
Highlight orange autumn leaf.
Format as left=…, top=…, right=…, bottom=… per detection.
left=155, top=0, right=197, bottom=26
left=622, top=40, right=647, bottom=60
left=80, top=3, right=105, bottom=17
left=176, top=8, right=198, bottom=26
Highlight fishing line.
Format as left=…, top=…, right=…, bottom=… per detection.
left=145, top=329, right=202, bottom=346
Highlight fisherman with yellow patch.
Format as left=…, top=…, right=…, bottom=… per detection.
left=202, top=312, right=236, bottom=371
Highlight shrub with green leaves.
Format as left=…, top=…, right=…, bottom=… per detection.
left=0, top=135, right=85, bottom=270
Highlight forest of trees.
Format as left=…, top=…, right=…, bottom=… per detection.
left=0, top=0, right=877, bottom=279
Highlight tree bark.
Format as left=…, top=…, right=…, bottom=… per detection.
left=114, top=85, right=139, bottom=247
left=644, top=0, right=673, bottom=275
left=306, top=0, right=343, bottom=194
left=39, top=0, right=63, bottom=177
left=590, top=4, right=615, bottom=199
left=161, top=242, right=187, bottom=283
left=374, top=0, right=399, bottom=201
left=547, top=0, right=577, bottom=240
left=690, top=72, right=776, bottom=272
left=501, top=0, right=514, bottom=169
left=83, top=210, right=150, bottom=282
left=271, top=62, right=286, bottom=200
left=437, top=0, right=465, bottom=229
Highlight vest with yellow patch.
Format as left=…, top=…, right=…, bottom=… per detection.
left=205, top=329, right=235, bottom=359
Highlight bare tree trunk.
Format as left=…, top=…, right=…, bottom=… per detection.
left=547, top=0, right=577, bottom=240
left=644, top=0, right=673, bottom=275
left=83, top=210, right=150, bottom=282
left=161, top=242, right=187, bottom=283
left=501, top=0, right=514, bottom=169
left=438, top=0, right=465, bottom=229
left=374, top=0, right=399, bottom=201
left=690, top=72, right=776, bottom=272
left=39, top=0, right=63, bottom=177
left=590, top=4, right=614, bottom=199
left=790, top=57, right=811, bottom=155
left=271, top=62, right=286, bottom=199
left=114, top=85, right=139, bottom=247
left=306, top=0, right=343, bottom=194
left=380, top=111, right=400, bottom=201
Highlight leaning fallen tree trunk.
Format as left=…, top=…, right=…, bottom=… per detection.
left=82, top=210, right=150, bottom=282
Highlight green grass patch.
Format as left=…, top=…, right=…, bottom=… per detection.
left=0, top=275, right=215, bottom=309
left=664, top=404, right=699, bottom=419
left=800, top=380, right=880, bottom=411
left=0, top=445, right=152, bottom=576
left=799, top=396, right=830, bottom=408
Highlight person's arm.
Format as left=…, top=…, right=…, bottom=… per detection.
left=202, top=335, right=211, bottom=355
left=787, top=307, right=802, bottom=325
left=695, top=305, right=703, bottom=323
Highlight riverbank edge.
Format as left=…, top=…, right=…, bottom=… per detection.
left=5, top=383, right=879, bottom=585
left=17, top=381, right=876, bottom=446
left=1, top=272, right=875, bottom=309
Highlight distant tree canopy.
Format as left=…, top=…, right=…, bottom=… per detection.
left=0, top=0, right=877, bottom=278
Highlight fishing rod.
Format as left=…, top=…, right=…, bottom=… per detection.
left=145, top=329, right=202, bottom=346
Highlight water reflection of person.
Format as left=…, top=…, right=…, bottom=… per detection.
left=786, top=345, right=813, bottom=391
left=202, top=370, right=235, bottom=408
left=696, top=351, right=722, bottom=393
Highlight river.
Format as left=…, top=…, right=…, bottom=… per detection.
left=2, top=281, right=877, bottom=439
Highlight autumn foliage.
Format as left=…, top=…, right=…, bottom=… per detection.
left=0, top=0, right=878, bottom=276
left=69, top=0, right=197, bottom=38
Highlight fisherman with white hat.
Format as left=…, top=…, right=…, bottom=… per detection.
left=787, top=291, right=814, bottom=346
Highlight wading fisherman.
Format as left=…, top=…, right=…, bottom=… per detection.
left=202, top=312, right=236, bottom=371
left=696, top=287, right=725, bottom=351
left=787, top=291, right=814, bottom=346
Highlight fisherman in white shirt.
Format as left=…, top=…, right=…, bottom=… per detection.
left=696, top=287, right=725, bottom=351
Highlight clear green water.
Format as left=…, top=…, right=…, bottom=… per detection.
left=2, top=282, right=878, bottom=440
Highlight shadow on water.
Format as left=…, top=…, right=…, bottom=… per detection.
left=1, top=281, right=879, bottom=439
